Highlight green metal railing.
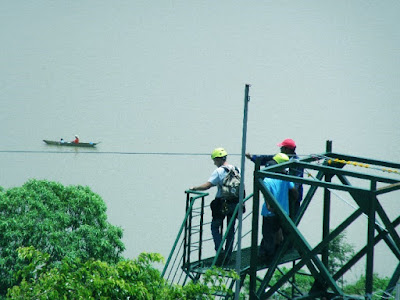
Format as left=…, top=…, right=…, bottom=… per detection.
left=161, top=191, right=209, bottom=283
left=162, top=190, right=253, bottom=288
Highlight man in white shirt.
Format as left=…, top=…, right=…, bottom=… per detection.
left=190, top=147, right=239, bottom=264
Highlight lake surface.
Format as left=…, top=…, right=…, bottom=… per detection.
left=1, top=1, right=399, bottom=280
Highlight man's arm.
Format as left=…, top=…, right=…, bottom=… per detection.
left=190, top=181, right=213, bottom=191
left=265, top=199, right=273, bottom=212
left=246, top=153, right=274, bottom=165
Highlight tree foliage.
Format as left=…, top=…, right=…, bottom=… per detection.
left=0, top=179, right=125, bottom=296
left=344, top=274, right=392, bottom=300
left=1, top=180, right=237, bottom=299
left=328, top=232, right=354, bottom=276
left=8, top=246, right=238, bottom=299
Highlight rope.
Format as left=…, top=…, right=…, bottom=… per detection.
left=312, top=154, right=400, bottom=176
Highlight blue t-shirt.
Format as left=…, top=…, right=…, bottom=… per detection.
left=261, top=178, right=294, bottom=217
left=251, top=154, right=303, bottom=203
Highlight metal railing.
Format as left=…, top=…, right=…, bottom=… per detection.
left=162, top=190, right=254, bottom=290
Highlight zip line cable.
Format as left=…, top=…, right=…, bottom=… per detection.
left=0, top=150, right=223, bottom=156
left=2, top=151, right=399, bottom=177
left=2, top=150, right=399, bottom=176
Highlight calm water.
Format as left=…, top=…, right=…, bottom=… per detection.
left=1, top=1, right=399, bottom=280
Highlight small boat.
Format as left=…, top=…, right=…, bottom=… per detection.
left=43, top=140, right=99, bottom=148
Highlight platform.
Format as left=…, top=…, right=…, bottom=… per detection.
left=183, top=246, right=301, bottom=275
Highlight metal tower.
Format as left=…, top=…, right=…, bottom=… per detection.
left=163, top=140, right=400, bottom=299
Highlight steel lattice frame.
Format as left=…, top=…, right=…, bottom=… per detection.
left=249, top=141, right=400, bottom=300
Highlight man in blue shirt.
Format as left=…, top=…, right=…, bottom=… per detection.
left=259, top=153, right=298, bottom=262
left=246, top=138, right=303, bottom=220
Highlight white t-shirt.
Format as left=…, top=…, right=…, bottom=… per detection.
left=208, top=164, right=237, bottom=198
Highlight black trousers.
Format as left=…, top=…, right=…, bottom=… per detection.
left=259, top=215, right=280, bottom=258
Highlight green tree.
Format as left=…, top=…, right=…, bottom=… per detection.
left=344, top=273, right=392, bottom=299
left=328, top=232, right=354, bottom=275
left=269, top=267, right=314, bottom=298
left=8, top=246, right=238, bottom=299
left=0, top=179, right=125, bottom=296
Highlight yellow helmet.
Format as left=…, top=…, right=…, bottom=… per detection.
left=273, top=153, right=289, bottom=164
left=211, top=147, right=228, bottom=159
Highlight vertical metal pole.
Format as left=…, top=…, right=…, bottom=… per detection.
left=234, top=84, right=250, bottom=299
left=366, top=180, right=376, bottom=297
left=250, top=159, right=261, bottom=300
left=322, top=140, right=332, bottom=268
left=183, top=194, right=190, bottom=266
left=199, top=196, right=205, bottom=262
left=188, top=198, right=193, bottom=266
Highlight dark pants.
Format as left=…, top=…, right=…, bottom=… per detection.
left=210, top=198, right=237, bottom=257
left=211, top=214, right=235, bottom=257
left=259, top=215, right=280, bottom=258
left=289, top=193, right=300, bottom=220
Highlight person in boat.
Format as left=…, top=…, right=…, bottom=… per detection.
left=246, top=138, right=304, bottom=220
left=259, top=153, right=298, bottom=263
left=72, top=135, right=79, bottom=144
left=60, top=138, right=65, bottom=144
left=190, top=147, right=239, bottom=265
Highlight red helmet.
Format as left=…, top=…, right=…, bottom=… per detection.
left=277, top=138, right=296, bottom=150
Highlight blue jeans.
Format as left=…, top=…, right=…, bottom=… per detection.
left=211, top=212, right=236, bottom=257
